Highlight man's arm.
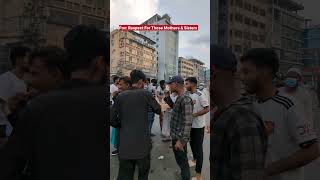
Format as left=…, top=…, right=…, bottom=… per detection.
left=193, top=94, right=210, bottom=117
left=147, top=92, right=161, bottom=115
left=179, top=97, right=193, bottom=146
left=110, top=98, right=121, bottom=128
left=267, top=142, right=319, bottom=176
left=267, top=103, right=319, bottom=176
left=193, top=106, right=209, bottom=117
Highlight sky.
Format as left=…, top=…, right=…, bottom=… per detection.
left=299, top=0, right=320, bottom=25
left=110, top=0, right=210, bottom=68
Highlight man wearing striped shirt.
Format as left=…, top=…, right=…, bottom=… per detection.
left=167, top=76, right=193, bottom=180
left=240, top=48, right=320, bottom=180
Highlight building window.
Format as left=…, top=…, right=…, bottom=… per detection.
left=235, top=0, right=242, bottom=8
left=244, top=31, right=251, bottom=40
left=252, top=20, right=258, bottom=28
left=230, top=14, right=234, bottom=22
left=230, top=0, right=234, bottom=6
left=274, top=9, right=281, bottom=22
left=253, top=6, right=259, bottom=14
left=48, top=10, right=78, bottom=27
left=156, top=31, right=159, bottom=35
left=244, top=2, right=252, bottom=11
left=129, top=56, right=132, bottom=62
left=235, top=13, right=243, bottom=23
left=260, top=23, right=266, bottom=30
left=244, top=17, right=251, bottom=25
left=260, top=9, right=266, bottom=16
left=230, top=30, right=233, bottom=38
left=252, top=34, right=258, bottom=41
left=235, top=30, right=243, bottom=39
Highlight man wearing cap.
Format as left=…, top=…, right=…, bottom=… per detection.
left=280, top=68, right=314, bottom=129
left=167, top=76, right=193, bottom=180
left=210, top=46, right=268, bottom=180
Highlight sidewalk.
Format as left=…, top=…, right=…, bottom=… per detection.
left=110, top=115, right=210, bottom=180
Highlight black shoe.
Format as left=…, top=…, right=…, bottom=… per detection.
left=151, top=133, right=156, bottom=137
left=111, top=149, right=119, bottom=156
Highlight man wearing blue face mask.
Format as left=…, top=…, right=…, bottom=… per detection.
left=280, top=68, right=314, bottom=130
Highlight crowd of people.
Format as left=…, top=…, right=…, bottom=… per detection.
left=211, top=46, right=320, bottom=180
left=0, top=23, right=319, bottom=180
left=0, top=25, right=108, bottom=180
left=110, top=72, right=210, bottom=180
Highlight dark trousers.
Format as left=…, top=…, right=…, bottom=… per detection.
left=118, top=154, right=150, bottom=180
left=172, top=139, right=190, bottom=180
left=190, top=127, right=205, bottom=174
left=148, top=112, right=155, bottom=133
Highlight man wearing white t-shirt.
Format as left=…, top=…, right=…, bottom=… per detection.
left=110, top=75, right=119, bottom=105
left=185, top=77, right=210, bottom=180
left=0, top=46, right=30, bottom=145
left=240, top=48, right=319, bottom=180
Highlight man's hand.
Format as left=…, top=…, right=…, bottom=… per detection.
left=7, top=93, right=29, bottom=114
left=175, top=140, right=184, bottom=151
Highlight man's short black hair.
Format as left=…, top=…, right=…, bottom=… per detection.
left=130, top=70, right=146, bottom=84
left=119, top=76, right=131, bottom=86
left=29, top=46, right=69, bottom=79
left=151, top=79, right=157, bottom=84
left=240, top=48, right=279, bottom=76
left=185, top=77, right=198, bottom=85
left=113, top=75, right=119, bottom=83
left=146, top=78, right=150, bottom=83
left=160, top=80, right=165, bottom=85
left=64, top=25, right=108, bottom=71
left=10, top=46, right=31, bottom=66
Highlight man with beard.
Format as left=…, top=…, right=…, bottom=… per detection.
left=0, top=25, right=108, bottom=180
left=210, top=46, right=267, bottom=180
left=184, top=77, right=209, bottom=180
left=239, top=48, right=319, bottom=180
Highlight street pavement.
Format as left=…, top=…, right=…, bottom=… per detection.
left=110, top=115, right=210, bottom=180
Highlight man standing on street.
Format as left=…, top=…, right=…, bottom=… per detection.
left=111, top=70, right=161, bottom=180
left=210, top=46, right=268, bottom=180
left=185, top=77, right=209, bottom=180
left=167, top=76, right=193, bottom=180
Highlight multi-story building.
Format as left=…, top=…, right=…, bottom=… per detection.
left=0, top=0, right=109, bottom=71
left=215, top=0, right=305, bottom=73
left=204, top=67, right=210, bottom=86
left=189, top=58, right=206, bottom=83
left=302, top=23, right=320, bottom=88
left=268, top=0, right=304, bottom=73
left=110, top=29, right=158, bottom=78
left=141, top=14, right=179, bottom=81
left=217, top=0, right=269, bottom=57
left=178, top=57, right=194, bottom=79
